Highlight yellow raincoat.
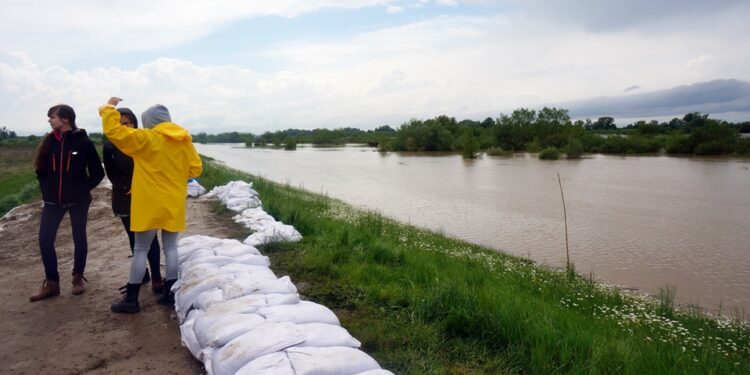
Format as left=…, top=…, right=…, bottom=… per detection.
left=99, top=105, right=202, bottom=232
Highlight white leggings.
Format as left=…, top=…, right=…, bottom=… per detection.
left=128, top=230, right=179, bottom=284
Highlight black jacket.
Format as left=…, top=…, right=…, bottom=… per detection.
left=102, top=140, right=133, bottom=215
left=36, top=129, right=105, bottom=205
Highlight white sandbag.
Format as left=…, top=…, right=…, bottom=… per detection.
left=191, top=288, right=225, bottom=311
left=178, top=234, right=214, bottom=247
left=205, top=294, right=270, bottom=315
left=205, top=293, right=301, bottom=315
left=181, top=248, right=217, bottom=264
left=213, top=243, right=262, bottom=257
left=286, top=346, right=381, bottom=375
left=187, top=179, right=207, bottom=197
left=265, top=293, right=302, bottom=307
left=355, top=370, right=396, bottom=375
left=178, top=263, right=221, bottom=285
left=220, top=276, right=297, bottom=300
left=233, top=253, right=271, bottom=267
left=181, top=255, right=238, bottom=270
left=220, top=264, right=276, bottom=280
left=195, top=313, right=266, bottom=348
left=235, top=352, right=295, bottom=375
left=202, top=180, right=253, bottom=201
left=178, top=237, right=223, bottom=262
left=296, top=323, right=361, bottom=348
left=225, top=195, right=260, bottom=206
left=180, top=313, right=203, bottom=360
left=209, top=321, right=305, bottom=375
left=233, top=208, right=277, bottom=231
left=175, top=273, right=236, bottom=316
left=259, top=301, right=340, bottom=326
left=244, top=222, right=302, bottom=247
left=179, top=236, right=224, bottom=254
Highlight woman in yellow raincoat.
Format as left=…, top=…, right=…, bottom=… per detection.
left=100, top=97, right=202, bottom=313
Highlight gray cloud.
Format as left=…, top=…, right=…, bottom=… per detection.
left=521, top=0, right=747, bottom=32
left=623, top=85, right=641, bottom=93
left=561, top=79, right=750, bottom=120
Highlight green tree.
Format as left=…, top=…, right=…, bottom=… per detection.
left=461, top=129, right=479, bottom=159
left=564, top=138, right=584, bottom=158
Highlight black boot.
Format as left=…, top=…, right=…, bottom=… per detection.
left=111, top=283, right=141, bottom=313
left=156, top=279, right=176, bottom=306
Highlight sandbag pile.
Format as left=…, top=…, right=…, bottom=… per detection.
left=201, top=181, right=262, bottom=211
left=188, top=179, right=207, bottom=197
left=175, top=235, right=393, bottom=375
left=200, top=181, right=302, bottom=246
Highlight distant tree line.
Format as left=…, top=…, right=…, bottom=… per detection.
left=10, top=110, right=744, bottom=157
left=378, top=109, right=750, bottom=157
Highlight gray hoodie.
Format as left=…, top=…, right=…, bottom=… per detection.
left=141, top=104, right=171, bottom=129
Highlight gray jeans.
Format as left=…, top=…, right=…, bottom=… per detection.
left=128, top=230, right=179, bottom=284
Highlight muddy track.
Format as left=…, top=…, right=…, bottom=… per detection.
left=0, top=184, right=243, bottom=374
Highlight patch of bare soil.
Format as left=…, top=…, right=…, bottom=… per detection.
left=0, top=184, right=244, bottom=374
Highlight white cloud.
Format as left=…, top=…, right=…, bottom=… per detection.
left=0, top=0, right=396, bottom=65
left=3, top=3, right=750, bottom=135
left=387, top=5, right=404, bottom=13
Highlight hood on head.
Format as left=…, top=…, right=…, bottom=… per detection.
left=141, top=104, right=171, bottom=129
left=117, top=108, right=139, bottom=128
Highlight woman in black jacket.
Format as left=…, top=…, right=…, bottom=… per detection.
left=103, top=108, right=164, bottom=293
left=30, top=104, right=105, bottom=301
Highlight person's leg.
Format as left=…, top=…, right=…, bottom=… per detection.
left=162, top=231, right=179, bottom=280
left=147, top=235, right=163, bottom=293
left=119, top=216, right=136, bottom=254
left=128, top=230, right=157, bottom=284
left=157, top=230, right=179, bottom=305
left=38, top=203, right=65, bottom=282
left=112, top=230, right=156, bottom=313
left=69, top=200, right=91, bottom=295
left=147, top=235, right=162, bottom=278
left=121, top=215, right=151, bottom=283
left=69, top=200, right=90, bottom=275
left=31, top=203, right=65, bottom=301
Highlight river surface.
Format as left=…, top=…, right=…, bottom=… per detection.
left=197, top=143, right=750, bottom=313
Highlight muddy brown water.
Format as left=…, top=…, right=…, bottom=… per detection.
left=198, top=143, right=750, bottom=313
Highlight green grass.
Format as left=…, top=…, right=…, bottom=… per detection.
left=197, top=156, right=750, bottom=373
left=0, top=147, right=40, bottom=216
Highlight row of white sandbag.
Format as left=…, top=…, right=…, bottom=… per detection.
left=175, top=235, right=393, bottom=375
left=199, top=180, right=303, bottom=246
left=200, top=180, right=262, bottom=212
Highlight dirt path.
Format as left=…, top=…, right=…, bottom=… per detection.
left=0, top=183, right=242, bottom=374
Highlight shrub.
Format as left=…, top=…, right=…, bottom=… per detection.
left=485, top=147, right=512, bottom=156
left=564, top=139, right=584, bottom=158
left=539, top=147, right=559, bottom=160
left=284, top=139, right=297, bottom=150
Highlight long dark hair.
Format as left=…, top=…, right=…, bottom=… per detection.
left=33, top=104, right=78, bottom=170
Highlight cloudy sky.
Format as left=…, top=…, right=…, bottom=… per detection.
left=2, top=0, right=749, bottom=135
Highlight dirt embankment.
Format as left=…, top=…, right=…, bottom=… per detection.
left=0, top=184, right=241, bottom=374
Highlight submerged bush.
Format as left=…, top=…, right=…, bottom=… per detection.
left=539, top=147, right=560, bottom=160
left=564, top=139, right=584, bottom=158
left=485, top=147, right=512, bottom=156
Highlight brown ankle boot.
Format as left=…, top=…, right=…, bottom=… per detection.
left=30, top=280, right=60, bottom=302
left=72, top=273, right=88, bottom=295
left=151, top=276, right=164, bottom=294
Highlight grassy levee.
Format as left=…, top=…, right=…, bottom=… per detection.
left=213, top=156, right=750, bottom=373
left=0, top=147, right=39, bottom=216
